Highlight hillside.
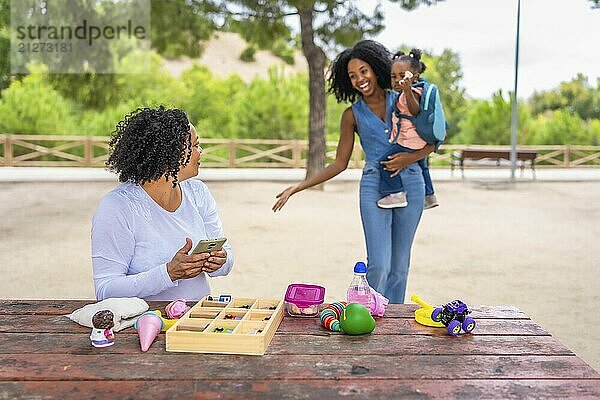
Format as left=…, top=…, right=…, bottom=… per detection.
left=162, top=32, right=308, bottom=81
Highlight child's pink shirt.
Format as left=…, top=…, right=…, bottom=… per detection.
left=391, top=87, right=427, bottom=150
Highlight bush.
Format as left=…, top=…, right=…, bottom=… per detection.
left=81, top=102, right=138, bottom=136
left=47, top=50, right=186, bottom=112
left=529, top=110, right=591, bottom=145
left=0, top=25, right=9, bottom=91
left=589, top=119, right=600, bottom=146
left=229, top=69, right=309, bottom=140
left=113, top=51, right=187, bottom=109
left=240, top=46, right=256, bottom=62
left=452, top=91, right=531, bottom=145
left=271, top=39, right=296, bottom=65
left=0, top=65, right=78, bottom=134
left=180, top=64, right=244, bottom=138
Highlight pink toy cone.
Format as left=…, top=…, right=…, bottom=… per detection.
left=134, top=312, right=165, bottom=352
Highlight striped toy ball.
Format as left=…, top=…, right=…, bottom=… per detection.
left=320, top=302, right=347, bottom=332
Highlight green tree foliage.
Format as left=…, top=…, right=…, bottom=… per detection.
left=271, top=38, right=296, bottom=65
left=529, top=74, right=600, bottom=120
left=223, top=6, right=293, bottom=51
left=77, top=52, right=188, bottom=135
left=239, top=46, right=257, bottom=62
left=529, top=110, right=598, bottom=145
left=229, top=69, right=309, bottom=140
left=180, top=65, right=345, bottom=141
left=114, top=52, right=187, bottom=107
left=49, top=74, right=121, bottom=110
left=5, top=0, right=169, bottom=109
left=526, top=74, right=599, bottom=145
left=48, top=51, right=186, bottom=111
left=0, top=65, right=78, bottom=134
left=589, top=119, right=600, bottom=145
left=0, top=0, right=11, bottom=90
left=81, top=102, right=138, bottom=136
left=0, top=57, right=338, bottom=141
left=31, top=52, right=187, bottom=135
left=451, top=73, right=600, bottom=146
left=150, top=0, right=216, bottom=59
left=179, top=64, right=243, bottom=137
left=453, top=91, right=531, bottom=145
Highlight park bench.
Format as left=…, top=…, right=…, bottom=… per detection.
left=451, top=148, right=538, bottom=179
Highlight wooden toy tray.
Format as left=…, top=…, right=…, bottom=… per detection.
left=165, top=296, right=284, bottom=355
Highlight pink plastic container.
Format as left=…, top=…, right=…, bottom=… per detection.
left=284, top=284, right=326, bottom=317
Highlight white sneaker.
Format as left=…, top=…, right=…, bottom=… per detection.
left=424, top=194, right=439, bottom=210
left=377, top=192, right=408, bottom=209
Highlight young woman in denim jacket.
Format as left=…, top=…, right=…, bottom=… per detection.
left=272, top=40, right=434, bottom=303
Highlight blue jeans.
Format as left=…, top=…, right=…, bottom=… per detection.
left=379, top=144, right=434, bottom=196
left=360, top=161, right=425, bottom=303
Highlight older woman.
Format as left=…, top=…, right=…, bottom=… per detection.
left=92, top=107, right=233, bottom=301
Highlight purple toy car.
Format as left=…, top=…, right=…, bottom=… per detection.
left=431, top=300, right=476, bottom=336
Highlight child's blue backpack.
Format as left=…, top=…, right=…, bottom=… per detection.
left=393, top=78, right=447, bottom=152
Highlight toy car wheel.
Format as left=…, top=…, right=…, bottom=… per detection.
left=447, top=320, right=461, bottom=336
left=462, top=317, right=476, bottom=333
left=431, top=307, right=443, bottom=322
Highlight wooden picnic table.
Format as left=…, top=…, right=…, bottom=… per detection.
left=0, top=300, right=598, bottom=399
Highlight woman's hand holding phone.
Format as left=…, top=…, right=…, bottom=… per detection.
left=192, top=237, right=227, bottom=273
left=166, top=238, right=227, bottom=281
left=200, top=248, right=227, bottom=273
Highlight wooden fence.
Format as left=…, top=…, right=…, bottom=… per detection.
left=1, top=134, right=599, bottom=168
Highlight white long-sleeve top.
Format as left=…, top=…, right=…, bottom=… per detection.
left=91, top=179, right=234, bottom=301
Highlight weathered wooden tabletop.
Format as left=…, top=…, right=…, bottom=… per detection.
left=0, top=300, right=598, bottom=399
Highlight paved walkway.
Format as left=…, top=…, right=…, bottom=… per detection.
left=1, top=167, right=599, bottom=182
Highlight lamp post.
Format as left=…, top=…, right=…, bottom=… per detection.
left=510, top=0, right=521, bottom=182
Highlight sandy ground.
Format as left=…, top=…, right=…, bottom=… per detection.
left=0, top=179, right=598, bottom=371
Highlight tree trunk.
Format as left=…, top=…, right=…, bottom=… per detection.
left=297, top=5, right=327, bottom=185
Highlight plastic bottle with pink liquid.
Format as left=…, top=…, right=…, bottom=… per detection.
left=346, top=262, right=373, bottom=311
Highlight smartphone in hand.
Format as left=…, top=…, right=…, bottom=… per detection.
left=192, top=237, right=227, bottom=254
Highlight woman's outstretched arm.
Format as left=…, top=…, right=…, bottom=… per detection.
left=273, top=107, right=356, bottom=212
